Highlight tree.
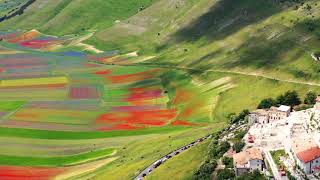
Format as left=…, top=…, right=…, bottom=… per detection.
left=304, top=91, right=317, bottom=105
left=237, top=169, right=266, bottom=180
left=219, top=141, right=231, bottom=154
left=257, top=98, right=276, bottom=109
left=230, top=110, right=250, bottom=124
left=217, top=169, right=235, bottom=180
left=233, top=140, right=245, bottom=153
left=277, top=91, right=301, bottom=107
left=276, top=94, right=286, bottom=105
left=222, top=157, right=233, bottom=168
left=193, top=161, right=217, bottom=180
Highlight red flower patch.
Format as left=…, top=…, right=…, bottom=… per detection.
left=96, top=109, right=176, bottom=126
left=173, top=88, right=194, bottom=105
left=106, top=69, right=160, bottom=84
left=0, top=166, right=64, bottom=180
left=98, top=123, right=141, bottom=131
left=127, top=87, right=162, bottom=102
left=95, top=69, right=112, bottom=75
left=20, top=40, right=58, bottom=49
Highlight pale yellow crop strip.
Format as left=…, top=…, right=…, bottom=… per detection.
left=0, top=76, right=68, bottom=87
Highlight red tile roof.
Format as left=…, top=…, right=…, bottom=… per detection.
left=297, top=147, right=320, bottom=163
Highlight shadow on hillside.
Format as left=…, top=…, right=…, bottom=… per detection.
left=221, top=18, right=320, bottom=69
left=188, top=18, right=320, bottom=80
left=167, top=0, right=301, bottom=44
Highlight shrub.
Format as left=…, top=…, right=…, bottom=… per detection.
left=234, top=130, right=247, bottom=141
left=193, top=161, right=217, bottom=180
left=237, top=169, right=266, bottom=180
left=230, top=109, right=250, bottom=124
left=257, top=98, right=276, bottom=109
left=222, top=157, right=233, bottom=168
left=216, top=169, right=235, bottom=180
left=233, top=140, right=245, bottom=153
left=276, top=90, right=301, bottom=107
left=304, top=91, right=317, bottom=105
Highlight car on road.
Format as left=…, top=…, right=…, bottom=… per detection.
left=148, top=168, right=152, bottom=173
left=174, top=151, right=180, bottom=155
left=142, top=173, right=146, bottom=177
left=153, top=160, right=162, bottom=168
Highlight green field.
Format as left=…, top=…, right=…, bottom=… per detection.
left=0, top=148, right=116, bottom=166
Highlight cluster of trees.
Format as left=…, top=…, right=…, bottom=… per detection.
left=257, top=90, right=318, bottom=109
left=216, top=169, right=266, bottom=180
left=229, top=109, right=250, bottom=124
left=193, top=134, right=231, bottom=180
left=222, top=156, right=233, bottom=168
left=193, top=160, right=217, bottom=180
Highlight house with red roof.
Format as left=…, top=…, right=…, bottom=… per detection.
left=289, top=137, right=320, bottom=174
left=296, top=147, right=320, bottom=174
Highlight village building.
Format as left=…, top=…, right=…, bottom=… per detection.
left=311, top=53, right=320, bottom=61
left=248, top=105, right=291, bottom=124
left=233, top=148, right=265, bottom=176
left=286, top=137, right=320, bottom=174
left=314, top=96, right=320, bottom=111
left=268, top=105, right=291, bottom=122
left=248, top=109, right=269, bottom=124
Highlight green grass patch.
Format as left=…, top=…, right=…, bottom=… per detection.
left=0, top=148, right=116, bottom=166
left=0, top=126, right=190, bottom=140
left=0, top=101, right=25, bottom=111
left=146, top=141, right=210, bottom=180
left=270, top=149, right=287, bottom=168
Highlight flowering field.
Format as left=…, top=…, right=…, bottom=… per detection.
left=0, top=30, right=234, bottom=179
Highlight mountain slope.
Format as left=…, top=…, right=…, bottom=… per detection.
left=0, top=0, right=155, bottom=35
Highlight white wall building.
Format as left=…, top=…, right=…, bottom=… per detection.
left=233, top=148, right=264, bottom=176
left=268, top=105, right=291, bottom=123
left=248, top=109, right=269, bottom=124
left=314, top=96, right=320, bottom=111
left=249, top=105, right=290, bottom=124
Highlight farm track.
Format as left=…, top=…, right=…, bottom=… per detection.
left=90, top=61, right=320, bottom=87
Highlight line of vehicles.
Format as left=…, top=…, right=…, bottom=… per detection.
left=134, top=134, right=212, bottom=180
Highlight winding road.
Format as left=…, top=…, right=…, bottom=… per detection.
left=134, top=134, right=212, bottom=180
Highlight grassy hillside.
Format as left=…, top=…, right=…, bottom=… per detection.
left=88, top=0, right=320, bottom=83
left=0, top=0, right=155, bottom=35
left=2, top=0, right=320, bottom=179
